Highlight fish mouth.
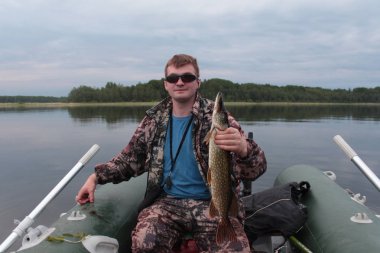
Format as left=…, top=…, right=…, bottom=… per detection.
left=214, top=92, right=226, bottom=113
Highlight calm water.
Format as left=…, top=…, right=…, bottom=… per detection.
left=1, top=104, right=380, bottom=245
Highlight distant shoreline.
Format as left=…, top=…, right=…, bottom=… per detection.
left=1, top=101, right=380, bottom=108
left=0, top=102, right=156, bottom=108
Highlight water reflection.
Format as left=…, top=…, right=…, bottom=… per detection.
left=65, top=104, right=380, bottom=123
left=228, top=104, right=380, bottom=121
left=0, top=107, right=66, bottom=114
left=2, top=104, right=380, bottom=124
left=67, top=106, right=148, bottom=124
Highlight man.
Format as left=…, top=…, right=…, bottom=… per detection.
left=76, top=54, right=267, bottom=252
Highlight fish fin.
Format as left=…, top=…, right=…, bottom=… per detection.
left=207, top=168, right=212, bottom=184
left=204, top=130, right=212, bottom=145
left=204, top=126, right=218, bottom=145
left=209, top=199, right=218, bottom=218
left=216, top=218, right=237, bottom=245
left=229, top=193, right=239, bottom=218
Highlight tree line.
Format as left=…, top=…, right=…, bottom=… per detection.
left=0, top=96, right=66, bottom=103
left=67, top=79, right=380, bottom=103
left=2, top=79, right=380, bottom=103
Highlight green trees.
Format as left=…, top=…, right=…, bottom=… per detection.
left=68, top=85, right=99, bottom=102
left=2, top=79, right=379, bottom=103
left=65, top=79, right=380, bottom=103
left=0, top=96, right=66, bottom=103
left=67, top=81, right=167, bottom=102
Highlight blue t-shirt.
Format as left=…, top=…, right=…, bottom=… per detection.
left=162, top=114, right=210, bottom=199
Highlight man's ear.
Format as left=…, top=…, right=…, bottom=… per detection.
left=163, top=80, right=169, bottom=92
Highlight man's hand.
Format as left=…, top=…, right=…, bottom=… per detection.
left=214, top=127, right=248, bottom=157
left=76, top=173, right=97, bottom=205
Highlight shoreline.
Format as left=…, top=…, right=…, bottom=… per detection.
left=0, top=102, right=156, bottom=108
left=1, top=101, right=380, bottom=108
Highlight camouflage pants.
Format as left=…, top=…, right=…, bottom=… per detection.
left=131, top=196, right=251, bottom=253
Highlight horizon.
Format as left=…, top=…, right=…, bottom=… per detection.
left=2, top=79, right=379, bottom=98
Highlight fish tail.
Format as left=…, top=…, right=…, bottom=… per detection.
left=216, top=218, right=237, bottom=245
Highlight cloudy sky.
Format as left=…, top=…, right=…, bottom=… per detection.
left=1, top=0, right=379, bottom=96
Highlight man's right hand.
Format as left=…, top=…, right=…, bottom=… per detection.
left=76, top=173, right=97, bottom=205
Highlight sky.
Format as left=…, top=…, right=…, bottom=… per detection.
left=1, top=0, right=379, bottom=96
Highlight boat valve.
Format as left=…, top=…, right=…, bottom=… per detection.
left=323, top=171, right=336, bottom=181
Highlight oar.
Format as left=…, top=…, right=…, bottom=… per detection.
left=289, top=235, right=313, bottom=253
left=333, top=135, right=380, bottom=191
left=0, top=144, right=100, bottom=253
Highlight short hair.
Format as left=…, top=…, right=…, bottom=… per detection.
left=165, top=54, right=200, bottom=77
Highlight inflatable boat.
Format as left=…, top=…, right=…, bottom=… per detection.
left=4, top=164, right=378, bottom=253
left=1, top=135, right=380, bottom=253
left=11, top=175, right=147, bottom=253
left=276, top=164, right=380, bottom=253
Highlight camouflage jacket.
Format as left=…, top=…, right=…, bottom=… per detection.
left=95, top=93, right=267, bottom=196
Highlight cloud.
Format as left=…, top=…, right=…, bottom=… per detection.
left=0, top=0, right=379, bottom=96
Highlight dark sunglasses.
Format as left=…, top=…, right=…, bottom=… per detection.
left=165, top=73, right=198, bottom=84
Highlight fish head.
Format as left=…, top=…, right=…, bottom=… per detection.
left=212, top=92, right=229, bottom=129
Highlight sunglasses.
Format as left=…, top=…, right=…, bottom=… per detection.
left=165, top=73, right=198, bottom=84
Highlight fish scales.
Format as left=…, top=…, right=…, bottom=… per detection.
left=205, top=92, right=238, bottom=245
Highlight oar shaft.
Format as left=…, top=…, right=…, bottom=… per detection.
left=0, top=144, right=100, bottom=253
left=289, top=236, right=313, bottom=253
left=29, top=162, right=82, bottom=218
left=333, top=135, right=380, bottom=191
left=351, top=156, right=380, bottom=191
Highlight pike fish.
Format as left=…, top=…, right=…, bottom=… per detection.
left=205, top=92, right=238, bottom=245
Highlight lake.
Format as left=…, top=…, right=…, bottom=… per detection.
left=1, top=104, right=380, bottom=247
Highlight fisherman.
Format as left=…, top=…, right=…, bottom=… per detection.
left=76, top=54, right=267, bottom=253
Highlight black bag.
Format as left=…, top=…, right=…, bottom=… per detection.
left=243, top=181, right=310, bottom=241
